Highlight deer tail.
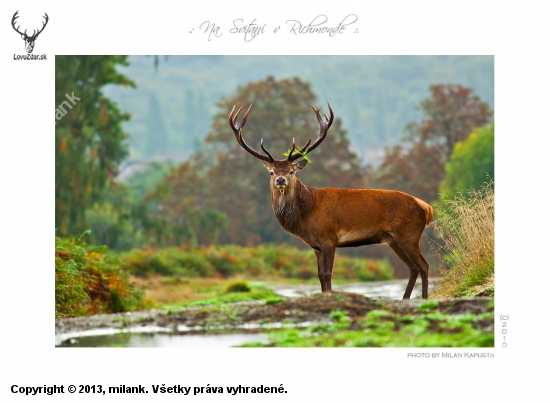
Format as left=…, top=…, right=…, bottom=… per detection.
left=414, top=197, right=434, bottom=227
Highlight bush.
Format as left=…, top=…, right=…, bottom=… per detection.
left=120, top=244, right=394, bottom=282
left=225, top=281, right=251, bottom=293
left=55, top=235, right=144, bottom=318
left=432, top=181, right=494, bottom=297
left=439, top=123, right=494, bottom=199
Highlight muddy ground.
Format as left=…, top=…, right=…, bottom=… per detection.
left=56, top=293, right=494, bottom=340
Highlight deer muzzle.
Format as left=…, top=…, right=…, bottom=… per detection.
left=276, top=177, right=287, bottom=187
left=25, top=40, right=35, bottom=53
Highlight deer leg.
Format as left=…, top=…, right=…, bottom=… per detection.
left=418, top=252, right=430, bottom=298
left=314, top=249, right=327, bottom=292
left=390, top=238, right=429, bottom=299
left=389, top=240, right=419, bottom=299
left=321, top=247, right=336, bottom=293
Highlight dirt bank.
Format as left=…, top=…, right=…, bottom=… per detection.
left=56, top=292, right=493, bottom=337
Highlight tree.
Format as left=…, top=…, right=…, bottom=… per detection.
left=374, top=84, right=493, bottom=203
left=143, top=162, right=228, bottom=246
left=439, top=123, right=494, bottom=198
left=55, top=56, right=135, bottom=236
left=84, top=183, right=150, bottom=251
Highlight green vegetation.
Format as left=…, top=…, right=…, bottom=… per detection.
left=120, top=244, right=394, bottom=281
left=432, top=182, right=494, bottom=297
left=161, top=283, right=280, bottom=310
left=225, top=281, right=252, bottom=293
left=439, top=123, right=494, bottom=198
left=55, top=235, right=144, bottom=318
left=55, top=56, right=135, bottom=237
left=414, top=300, right=440, bottom=313
left=241, top=308, right=494, bottom=347
left=373, top=85, right=493, bottom=204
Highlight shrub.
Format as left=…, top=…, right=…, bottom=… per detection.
left=439, top=123, right=494, bottom=199
left=121, top=244, right=394, bottom=282
left=225, top=281, right=251, bottom=293
left=55, top=236, right=144, bottom=318
left=432, top=181, right=494, bottom=297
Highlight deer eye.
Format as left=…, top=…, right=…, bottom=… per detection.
left=289, top=171, right=294, bottom=175
left=270, top=172, right=274, bottom=176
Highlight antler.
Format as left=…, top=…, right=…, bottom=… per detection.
left=29, top=13, right=49, bottom=39
left=288, top=103, right=334, bottom=162
left=229, top=105, right=274, bottom=163
left=11, top=11, right=25, bottom=37
left=11, top=11, right=49, bottom=39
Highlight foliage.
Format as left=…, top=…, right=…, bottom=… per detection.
left=439, top=123, right=494, bottom=198
left=124, top=161, right=172, bottom=200
left=55, top=235, right=144, bottom=318
left=120, top=244, right=394, bottom=282
left=225, top=281, right=252, bottom=293
left=142, top=162, right=229, bottom=246
left=282, top=146, right=312, bottom=163
left=83, top=162, right=174, bottom=251
left=374, top=85, right=493, bottom=203
left=84, top=183, right=150, bottom=251
left=432, top=182, right=494, bottom=297
left=55, top=56, right=135, bottom=237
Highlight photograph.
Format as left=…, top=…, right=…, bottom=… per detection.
left=54, top=55, right=494, bottom=348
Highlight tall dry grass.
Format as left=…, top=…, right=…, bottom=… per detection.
left=431, top=181, right=494, bottom=297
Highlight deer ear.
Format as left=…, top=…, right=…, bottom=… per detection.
left=262, top=160, right=271, bottom=170
left=293, top=159, right=308, bottom=172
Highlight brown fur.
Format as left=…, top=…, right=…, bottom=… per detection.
left=263, top=159, right=433, bottom=299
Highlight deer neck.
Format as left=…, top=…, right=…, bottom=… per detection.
left=271, top=178, right=314, bottom=234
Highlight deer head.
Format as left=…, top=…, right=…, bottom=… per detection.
left=228, top=103, right=334, bottom=197
left=12, top=11, right=49, bottom=54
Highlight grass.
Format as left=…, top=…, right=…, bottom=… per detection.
left=240, top=309, right=494, bottom=347
left=133, top=276, right=282, bottom=306
left=432, top=182, right=494, bottom=298
left=157, top=281, right=282, bottom=311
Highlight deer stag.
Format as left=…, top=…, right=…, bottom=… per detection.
left=229, top=103, right=433, bottom=299
left=11, top=11, right=49, bottom=54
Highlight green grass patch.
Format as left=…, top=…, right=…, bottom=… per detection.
left=242, top=309, right=494, bottom=347
left=161, top=286, right=281, bottom=310
left=414, top=300, right=440, bottom=313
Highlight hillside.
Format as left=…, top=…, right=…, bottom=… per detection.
left=103, top=55, right=494, bottom=166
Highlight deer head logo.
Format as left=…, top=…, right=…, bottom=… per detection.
left=11, top=11, right=49, bottom=54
